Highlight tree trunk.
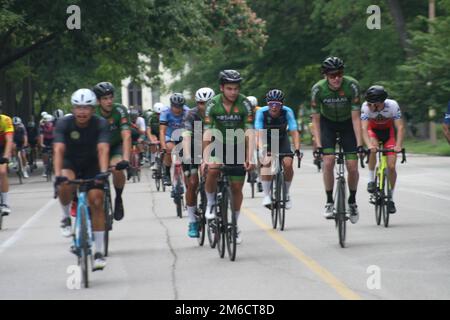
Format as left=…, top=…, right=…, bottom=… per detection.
left=150, top=53, right=161, bottom=105
left=387, top=0, right=408, bottom=54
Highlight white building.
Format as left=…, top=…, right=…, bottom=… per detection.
left=121, top=55, right=190, bottom=110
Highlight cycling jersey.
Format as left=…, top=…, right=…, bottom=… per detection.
left=445, top=101, right=450, bottom=125
left=254, top=106, right=298, bottom=137
left=361, top=99, right=402, bottom=130
left=205, top=94, right=253, bottom=144
left=147, top=112, right=161, bottom=137
left=183, top=107, right=205, bottom=166
left=95, top=103, right=131, bottom=147
left=361, top=99, right=402, bottom=155
left=160, top=106, right=190, bottom=142
left=39, top=121, right=55, bottom=141
left=13, top=123, right=27, bottom=145
left=0, top=115, right=14, bottom=146
left=311, top=76, right=361, bottom=122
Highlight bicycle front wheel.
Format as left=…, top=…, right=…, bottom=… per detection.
left=197, top=189, right=207, bottom=246
left=383, top=169, right=390, bottom=228
left=374, top=170, right=381, bottom=226
left=217, top=195, right=226, bottom=259
left=78, top=206, right=90, bottom=288
left=104, top=186, right=113, bottom=257
left=271, top=178, right=278, bottom=229
left=225, top=186, right=237, bottom=261
left=335, top=179, right=346, bottom=248
left=279, top=174, right=287, bottom=231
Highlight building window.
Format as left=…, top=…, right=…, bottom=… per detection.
left=128, top=82, right=142, bottom=109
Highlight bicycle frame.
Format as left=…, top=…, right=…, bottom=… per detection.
left=74, top=189, right=93, bottom=254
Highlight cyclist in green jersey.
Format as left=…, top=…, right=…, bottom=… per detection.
left=311, top=57, right=364, bottom=224
left=203, top=70, right=255, bottom=244
left=93, top=82, right=131, bottom=221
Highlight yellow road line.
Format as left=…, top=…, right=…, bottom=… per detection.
left=242, top=208, right=362, bottom=300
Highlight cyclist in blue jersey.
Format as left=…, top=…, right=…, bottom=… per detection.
left=160, top=93, right=190, bottom=186
left=254, top=89, right=302, bottom=209
left=443, top=101, right=450, bottom=144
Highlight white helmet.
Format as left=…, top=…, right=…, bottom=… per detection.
left=153, top=102, right=165, bottom=113
left=41, top=111, right=48, bottom=118
left=71, top=89, right=97, bottom=106
left=247, top=96, right=258, bottom=108
left=53, top=109, right=64, bottom=119
left=195, top=87, right=215, bottom=102
left=43, top=114, right=54, bottom=122
left=13, top=116, right=22, bottom=125
left=64, top=113, right=73, bottom=117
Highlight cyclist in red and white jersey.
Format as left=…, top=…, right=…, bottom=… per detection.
left=361, top=85, right=405, bottom=214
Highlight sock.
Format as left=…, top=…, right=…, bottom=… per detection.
left=262, top=181, right=271, bottom=197
left=187, top=206, right=197, bottom=223
left=348, top=190, right=357, bottom=204
left=151, top=152, right=156, bottom=163
left=285, top=181, right=292, bottom=196
left=326, top=190, right=333, bottom=204
left=61, top=203, right=70, bottom=219
left=369, top=170, right=375, bottom=182
left=390, top=187, right=395, bottom=202
left=94, top=231, right=104, bottom=255
left=235, top=210, right=240, bottom=223
left=1, top=192, right=8, bottom=206
left=206, top=192, right=216, bottom=206
left=115, top=187, right=123, bottom=200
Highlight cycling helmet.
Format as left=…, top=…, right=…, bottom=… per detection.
left=266, top=89, right=285, bottom=103
left=247, top=96, right=258, bottom=108
left=43, top=114, right=54, bottom=122
left=365, top=85, right=388, bottom=103
left=219, top=70, right=242, bottom=84
left=13, top=117, right=22, bottom=125
left=153, top=102, right=165, bottom=113
left=321, top=56, right=345, bottom=74
left=71, top=88, right=97, bottom=106
left=129, top=109, right=139, bottom=119
left=41, top=111, right=48, bottom=118
left=92, top=82, right=115, bottom=98
left=195, top=87, right=215, bottom=102
left=53, top=109, right=64, bottom=119
left=170, top=93, right=185, bottom=107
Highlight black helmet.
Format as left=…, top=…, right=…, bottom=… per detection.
left=219, top=70, right=242, bottom=85
left=93, top=82, right=115, bottom=98
left=365, top=85, right=388, bottom=103
left=266, top=89, right=285, bottom=102
left=170, top=93, right=185, bottom=107
left=321, top=56, right=345, bottom=74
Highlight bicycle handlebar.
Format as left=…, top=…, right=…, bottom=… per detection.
left=367, top=148, right=407, bottom=164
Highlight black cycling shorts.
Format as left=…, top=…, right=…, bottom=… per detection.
left=63, top=158, right=103, bottom=190
left=320, top=117, right=357, bottom=158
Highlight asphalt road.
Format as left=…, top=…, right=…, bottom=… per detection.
left=0, top=151, right=449, bottom=300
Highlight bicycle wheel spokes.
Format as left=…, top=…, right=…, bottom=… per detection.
left=103, top=188, right=113, bottom=257
left=335, top=180, right=346, bottom=248
left=79, top=206, right=90, bottom=288
left=217, top=196, right=226, bottom=259
left=374, top=171, right=382, bottom=226
left=207, top=219, right=217, bottom=248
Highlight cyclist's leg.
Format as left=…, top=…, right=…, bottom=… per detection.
left=88, top=187, right=106, bottom=254
left=320, top=117, right=337, bottom=205
left=184, top=164, right=200, bottom=236
left=0, top=150, right=11, bottom=213
left=384, top=127, right=398, bottom=201
left=110, top=145, right=127, bottom=220
left=58, top=167, right=76, bottom=221
left=341, top=120, right=359, bottom=204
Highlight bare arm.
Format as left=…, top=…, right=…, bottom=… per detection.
left=160, top=125, right=167, bottom=150
left=290, top=130, right=301, bottom=151
left=121, top=130, right=131, bottom=162
left=97, top=143, right=110, bottom=172
left=394, top=118, right=405, bottom=151
left=312, top=113, right=321, bottom=148
left=3, top=134, right=14, bottom=159
left=352, top=110, right=363, bottom=147
left=361, top=120, right=371, bottom=148
left=53, top=142, right=66, bottom=176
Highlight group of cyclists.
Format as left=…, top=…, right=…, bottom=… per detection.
left=2, top=54, right=448, bottom=273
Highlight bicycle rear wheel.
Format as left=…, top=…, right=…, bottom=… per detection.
left=335, top=179, right=346, bottom=248
left=383, top=169, right=390, bottom=228
left=16, top=157, right=23, bottom=185
left=271, top=178, right=278, bottom=229
left=207, top=218, right=217, bottom=248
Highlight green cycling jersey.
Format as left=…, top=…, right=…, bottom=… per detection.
left=205, top=94, right=253, bottom=144
left=311, top=76, right=361, bottom=122
left=95, top=103, right=131, bottom=147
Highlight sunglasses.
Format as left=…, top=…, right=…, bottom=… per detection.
left=327, top=72, right=344, bottom=80
left=268, top=101, right=283, bottom=108
left=367, top=102, right=383, bottom=108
